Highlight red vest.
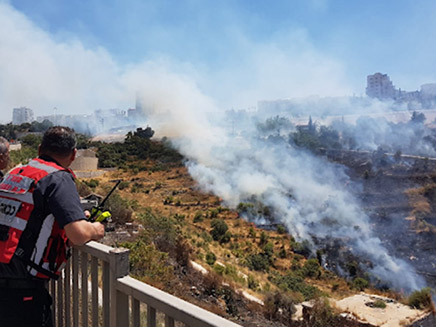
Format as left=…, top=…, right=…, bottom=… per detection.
left=0, top=158, right=73, bottom=280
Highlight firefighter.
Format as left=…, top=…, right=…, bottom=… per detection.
left=0, top=126, right=105, bottom=327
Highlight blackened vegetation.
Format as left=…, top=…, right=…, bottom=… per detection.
left=289, top=111, right=436, bottom=157
left=328, top=149, right=436, bottom=290
left=248, top=113, right=436, bottom=293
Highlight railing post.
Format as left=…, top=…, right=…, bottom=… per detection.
left=108, top=247, right=130, bottom=327
left=90, top=257, right=99, bottom=327
left=147, top=306, right=156, bottom=327
left=165, top=315, right=175, bottom=327
left=102, top=261, right=110, bottom=327
left=57, top=276, right=63, bottom=327
left=72, top=248, right=79, bottom=327
left=65, top=260, right=71, bottom=327
left=132, top=299, right=140, bottom=327
left=81, top=252, right=89, bottom=327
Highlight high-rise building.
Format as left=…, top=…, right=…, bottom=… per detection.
left=366, top=73, right=397, bottom=100
left=12, top=107, right=34, bottom=125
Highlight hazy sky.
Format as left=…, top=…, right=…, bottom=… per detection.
left=2, top=0, right=436, bottom=121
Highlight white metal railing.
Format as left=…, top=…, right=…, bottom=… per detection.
left=48, top=241, right=241, bottom=327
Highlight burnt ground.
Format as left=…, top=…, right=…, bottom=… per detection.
left=326, top=150, right=436, bottom=291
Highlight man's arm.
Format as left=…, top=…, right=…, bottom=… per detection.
left=42, top=171, right=105, bottom=245
left=64, top=220, right=105, bottom=245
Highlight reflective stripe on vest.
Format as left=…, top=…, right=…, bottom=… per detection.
left=27, top=159, right=61, bottom=174
left=30, top=214, right=55, bottom=267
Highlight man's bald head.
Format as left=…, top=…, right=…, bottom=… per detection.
left=0, top=137, right=10, bottom=170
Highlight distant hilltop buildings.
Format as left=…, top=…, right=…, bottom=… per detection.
left=256, top=73, right=436, bottom=117
left=366, top=72, right=436, bottom=107
left=5, top=99, right=147, bottom=136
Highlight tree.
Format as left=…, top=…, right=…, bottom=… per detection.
left=21, top=134, right=42, bottom=148
left=134, top=126, right=155, bottom=139
left=257, top=116, right=294, bottom=136
left=29, top=120, right=53, bottom=132
left=410, top=111, right=426, bottom=124
left=291, top=128, right=321, bottom=151
left=308, top=116, right=315, bottom=134
left=0, top=123, right=16, bottom=139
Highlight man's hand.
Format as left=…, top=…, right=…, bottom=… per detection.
left=65, top=220, right=105, bottom=245
left=91, top=222, right=105, bottom=240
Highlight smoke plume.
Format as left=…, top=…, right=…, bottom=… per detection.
left=138, top=91, right=426, bottom=293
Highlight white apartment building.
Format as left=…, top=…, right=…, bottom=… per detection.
left=366, top=73, right=397, bottom=100
left=12, top=107, right=34, bottom=125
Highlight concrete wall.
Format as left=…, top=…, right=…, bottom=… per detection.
left=70, top=149, right=98, bottom=171
left=70, top=157, right=98, bottom=171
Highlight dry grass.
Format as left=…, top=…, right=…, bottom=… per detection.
left=79, top=163, right=405, bottom=313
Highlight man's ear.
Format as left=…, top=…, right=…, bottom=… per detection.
left=71, top=148, right=77, bottom=161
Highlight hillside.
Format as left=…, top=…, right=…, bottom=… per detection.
left=5, top=125, right=435, bottom=326
left=78, top=157, right=415, bottom=326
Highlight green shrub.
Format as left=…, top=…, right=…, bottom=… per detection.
left=224, top=264, right=241, bottom=281
left=118, top=181, right=130, bottom=190
left=220, top=231, right=232, bottom=244
left=193, top=211, right=204, bottom=223
left=206, top=252, right=216, bottom=266
left=84, top=179, right=99, bottom=189
left=408, top=287, right=433, bottom=310
left=105, top=192, right=133, bottom=225
left=259, top=231, right=268, bottom=246
left=248, top=227, right=256, bottom=238
left=278, top=248, right=287, bottom=259
left=137, top=209, right=178, bottom=253
left=262, top=242, right=274, bottom=258
left=351, top=277, right=369, bottom=291
left=9, top=145, right=37, bottom=166
left=247, top=274, right=259, bottom=290
left=121, top=240, right=173, bottom=286
left=302, top=258, right=321, bottom=278
left=200, top=231, right=212, bottom=243
left=305, top=297, right=341, bottom=327
left=209, top=208, right=219, bottom=218
left=214, top=264, right=225, bottom=275
left=163, top=196, right=174, bottom=205
left=269, top=271, right=319, bottom=301
left=263, top=291, right=297, bottom=324
left=173, top=213, right=185, bottom=223
left=247, top=253, right=270, bottom=272
left=210, top=219, right=229, bottom=242
left=373, top=299, right=386, bottom=309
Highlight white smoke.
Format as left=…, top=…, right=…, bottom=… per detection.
left=138, top=90, right=426, bottom=292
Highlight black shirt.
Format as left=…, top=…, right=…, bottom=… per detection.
left=0, top=156, right=86, bottom=279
